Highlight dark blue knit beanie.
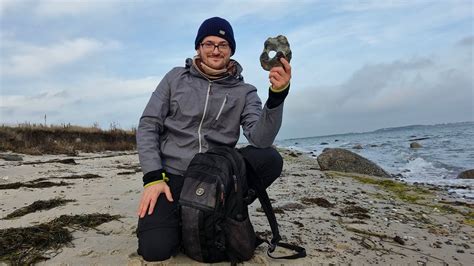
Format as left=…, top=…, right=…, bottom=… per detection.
left=195, top=17, right=235, bottom=55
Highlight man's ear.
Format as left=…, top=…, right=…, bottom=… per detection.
left=196, top=49, right=201, bottom=56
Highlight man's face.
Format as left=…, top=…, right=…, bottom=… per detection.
left=197, top=36, right=231, bottom=69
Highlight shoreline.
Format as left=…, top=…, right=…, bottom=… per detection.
left=0, top=149, right=473, bottom=265
left=276, top=144, right=474, bottom=202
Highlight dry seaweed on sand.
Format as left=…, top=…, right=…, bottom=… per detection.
left=117, top=171, right=136, bottom=175
left=22, top=158, right=77, bottom=165
left=256, top=206, right=285, bottom=214
left=50, top=213, right=122, bottom=230
left=2, top=198, right=76, bottom=220
left=0, top=213, right=121, bottom=265
left=0, top=224, right=72, bottom=265
left=54, top=174, right=102, bottom=179
left=300, top=197, right=335, bottom=208
left=340, top=206, right=371, bottom=219
left=341, top=206, right=369, bottom=214
left=0, top=180, right=72, bottom=190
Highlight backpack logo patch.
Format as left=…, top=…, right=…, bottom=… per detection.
left=196, top=187, right=205, bottom=196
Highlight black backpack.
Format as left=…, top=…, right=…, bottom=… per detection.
left=179, top=146, right=306, bottom=263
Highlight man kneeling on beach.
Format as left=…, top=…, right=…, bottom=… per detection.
left=135, top=17, right=292, bottom=261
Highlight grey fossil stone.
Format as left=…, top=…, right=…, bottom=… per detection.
left=260, top=35, right=292, bottom=71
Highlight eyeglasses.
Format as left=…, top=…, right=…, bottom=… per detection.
left=200, top=42, right=230, bottom=52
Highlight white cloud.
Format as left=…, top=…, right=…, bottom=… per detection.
left=0, top=0, right=21, bottom=14
left=279, top=43, right=473, bottom=138
left=338, top=0, right=418, bottom=12
left=77, top=76, right=161, bottom=99
left=0, top=75, right=161, bottom=126
left=2, top=38, right=120, bottom=77
left=213, top=0, right=313, bottom=21
left=34, top=0, right=119, bottom=17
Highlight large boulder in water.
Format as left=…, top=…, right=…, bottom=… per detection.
left=317, top=148, right=390, bottom=178
left=457, top=169, right=474, bottom=179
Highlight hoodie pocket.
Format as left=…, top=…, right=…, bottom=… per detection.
left=215, top=94, right=228, bottom=121
left=210, top=95, right=238, bottom=130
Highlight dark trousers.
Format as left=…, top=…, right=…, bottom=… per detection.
left=136, top=146, right=283, bottom=262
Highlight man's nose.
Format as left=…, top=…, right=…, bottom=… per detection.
left=211, top=46, right=221, bottom=54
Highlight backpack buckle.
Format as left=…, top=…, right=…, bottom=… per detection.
left=268, top=242, right=277, bottom=253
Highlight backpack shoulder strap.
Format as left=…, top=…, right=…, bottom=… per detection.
left=207, top=146, right=246, bottom=178
left=255, top=187, right=306, bottom=259
left=255, top=186, right=281, bottom=245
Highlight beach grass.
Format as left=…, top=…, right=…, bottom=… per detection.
left=0, top=123, right=136, bottom=155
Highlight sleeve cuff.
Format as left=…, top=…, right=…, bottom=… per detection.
left=267, top=83, right=290, bottom=109
left=270, top=82, right=290, bottom=93
left=143, top=169, right=169, bottom=186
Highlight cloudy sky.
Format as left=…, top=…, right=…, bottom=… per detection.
left=1, top=0, right=473, bottom=140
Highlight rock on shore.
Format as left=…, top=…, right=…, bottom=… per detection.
left=457, top=169, right=474, bottom=179
left=317, top=148, right=390, bottom=178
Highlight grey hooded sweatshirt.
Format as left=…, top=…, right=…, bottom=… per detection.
left=137, top=59, right=284, bottom=176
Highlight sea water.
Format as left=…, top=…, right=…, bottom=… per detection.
left=276, top=122, right=474, bottom=199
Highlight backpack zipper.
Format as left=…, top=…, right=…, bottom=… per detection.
left=220, top=183, right=225, bottom=205
left=179, top=199, right=215, bottom=212
left=232, top=174, right=238, bottom=192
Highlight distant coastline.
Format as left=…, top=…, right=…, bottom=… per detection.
left=280, top=121, right=473, bottom=141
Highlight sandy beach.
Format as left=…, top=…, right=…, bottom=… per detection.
left=1, top=149, right=473, bottom=265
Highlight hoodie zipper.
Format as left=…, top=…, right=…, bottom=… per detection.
left=196, top=74, right=228, bottom=153
left=198, top=82, right=212, bottom=153
left=215, top=93, right=228, bottom=121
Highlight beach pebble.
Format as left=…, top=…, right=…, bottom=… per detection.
left=79, top=249, right=94, bottom=256
left=110, top=249, right=120, bottom=255
left=352, top=144, right=363, bottom=149
left=410, top=142, right=422, bottom=148
left=393, top=236, right=405, bottom=245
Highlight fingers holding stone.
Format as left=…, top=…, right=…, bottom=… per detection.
left=269, top=69, right=284, bottom=80
left=280, top=58, right=291, bottom=75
